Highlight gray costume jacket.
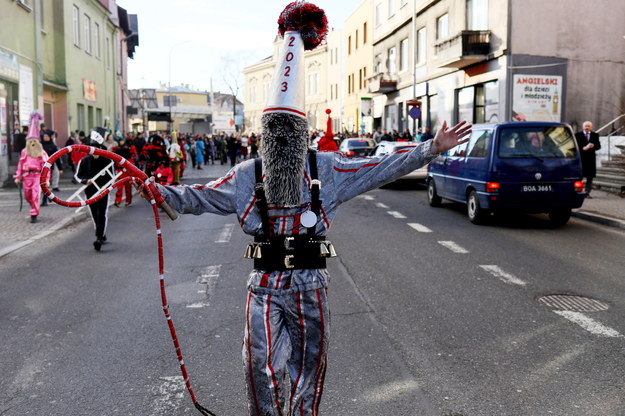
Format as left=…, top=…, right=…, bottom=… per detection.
left=158, top=139, right=438, bottom=294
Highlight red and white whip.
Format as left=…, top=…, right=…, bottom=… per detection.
left=40, top=145, right=216, bottom=416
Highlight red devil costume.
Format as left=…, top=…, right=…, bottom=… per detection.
left=111, top=137, right=138, bottom=206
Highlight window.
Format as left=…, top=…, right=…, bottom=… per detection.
left=388, top=0, right=395, bottom=17
left=417, top=27, right=427, bottom=64
left=399, top=38, right=408, bottom=72
left=363, top=67, right=367, bottom=89
left=388, top=46, right=397, bottom=75
left=467, top=0, right=488, bottom=30
left=96, top=108, right=102, bottom=127
left=457, top=86, right=474, bottom=124
left=84, top=15, right=91, bottom=54
left=375, top=3, right=382, bottom=26
left=72, top=6, right=80, bottom=47
left=375, top=54, right=383, bottom=73
left=484, top=80, right=499, bottom=123
left=355, top=30, right=359, bottom=49
left=106, top=37, right=111, bottom=69
left=363, top=22, right=367, bottom=44
left=94, top=23, right=100, bottom=58
left=77, top=103, right=85, bottom=130
left=466, top=130, right=491, bottom=158
left=348, top=35, right=352, bottom=54
left=437, top=13, right=448, bottom=40
left=359, top=69, right=363, bottom=90
left=498, top=127, right=577, bottom=159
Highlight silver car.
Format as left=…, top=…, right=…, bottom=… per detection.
left=372, top=141, right=428, bottom=182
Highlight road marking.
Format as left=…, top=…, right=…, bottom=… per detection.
left=375, top=202, right=389, bottom=209
left=438, top=241, right=469, bottom=254
left=361, top=195, right=375, bottom=200
left=387, top=211, right=407, bottom=219
left=408, top=223, right=432, bottom=233
left=554, top=311, right=623, bottom=338
left=479, top=265, right=527, bottom=286
left=215, top=224, right=234, bottom=243
left=188, top=265, right=221, bottom=309
left=151, top=376, right=185, bottom=414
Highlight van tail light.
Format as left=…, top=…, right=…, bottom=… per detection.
left=346, top=151, right=355, bottom=156
left=486, top=182, right=500, bottom=193
left=574, top=181, right=585, bottom=192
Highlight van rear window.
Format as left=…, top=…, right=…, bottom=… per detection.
left=498, top=127, right=577, bottom=159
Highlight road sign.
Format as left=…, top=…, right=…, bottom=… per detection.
left=409, top=106, right=421, bottom=120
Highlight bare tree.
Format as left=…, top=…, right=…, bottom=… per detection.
left=219, top=53, right=244, bottom=132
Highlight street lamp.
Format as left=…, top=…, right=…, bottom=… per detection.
left=168, top=41, right=191, bottom=132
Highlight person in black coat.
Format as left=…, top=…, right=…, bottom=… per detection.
left=75, top=128, right=115, bottom=251
left=574, top=121, right=601, bottom=198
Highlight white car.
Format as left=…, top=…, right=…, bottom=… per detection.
left=371, top=141, right=428, bottom=182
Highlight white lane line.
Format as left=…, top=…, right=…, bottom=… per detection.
left=408, top=223, right=432, bottom=233
left=151, top=376, right=185, bottom=414
left=375, top=202, right=390, bottom=209
left=361, top=195, right=375, bottom=200
left=554, top=311, right=623, bottom=338
left=215, top=224, right=234, bottom=243
left=438, top=241, right=469, bottom=254
left=479, top=265, right=527, bottom=286
left=188, top=265, right=221, bottom=309
left=387, top=211, right=407, bottom=219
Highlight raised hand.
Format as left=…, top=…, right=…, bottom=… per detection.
left=430, top=120, right=472, bottom=154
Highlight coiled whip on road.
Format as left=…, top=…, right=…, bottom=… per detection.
left=41, top=144, right=216, bottom=416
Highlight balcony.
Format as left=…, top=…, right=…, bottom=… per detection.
left=368, top=73, right=398, bottom=94
left=434, top=30, right=491, bottom=69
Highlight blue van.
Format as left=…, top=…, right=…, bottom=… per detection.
left=426, top=122, right=586, bottom=225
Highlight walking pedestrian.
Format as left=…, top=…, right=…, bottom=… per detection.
left=40, top=132, right=63, bottom=196
left=574, top=121, right=601, bottom=198
left=111, top=136, right=137, bottom=207
left=75, top=128, right=115, bottom=251
left=195, top=136, right=205, bottom=169
left=14, top=112, right=50, bottom=223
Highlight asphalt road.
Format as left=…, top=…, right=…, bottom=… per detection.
left=1, top=180, right=624, bottom=415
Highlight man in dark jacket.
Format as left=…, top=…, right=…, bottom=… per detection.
left=574, top=121, right=601, bottom=198
left=75, top=128, right=115, bottom=251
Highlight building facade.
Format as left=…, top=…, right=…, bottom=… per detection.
left=344, top=0, right=374, bottom=134
left=0, top=0, right=138, bottom=187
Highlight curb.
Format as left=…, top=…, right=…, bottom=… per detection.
left=0, top=209, right=91, bottom=260
left=572, top=210, right=625, bottom=230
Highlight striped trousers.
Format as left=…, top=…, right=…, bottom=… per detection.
left=243, top=288, right=330, bottom=416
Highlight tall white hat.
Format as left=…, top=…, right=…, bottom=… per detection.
left=263, top=2, right=328, bottom=120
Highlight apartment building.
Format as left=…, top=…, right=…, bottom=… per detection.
left=370, top=0, right=625, bottom=134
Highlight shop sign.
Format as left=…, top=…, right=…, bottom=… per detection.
left=512, top=74, right=562, bottom=122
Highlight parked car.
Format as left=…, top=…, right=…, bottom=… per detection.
left=371, top=141, right=428, bottom=182
left=426, top=122, right=586, bottom=225
left=338, top=138, right=375, bottom=157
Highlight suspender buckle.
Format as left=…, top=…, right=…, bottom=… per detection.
left=284, top=254, right=295, bottom=269
left=311, top=179, right=321, bottom=189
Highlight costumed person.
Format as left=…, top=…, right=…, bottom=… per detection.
left=317, top=109, right=338, bottom=151
left=111, top=136, right=138, bottom=207
left=140, top=3, right=471, bottom=414
left=140, top=134, right=168, bottom=177
left=40, top=131, right=63, bottom=205
left=195, top=136, right=205, bottom=169
left=13, top=111, right=50, bottom=223
left=168, top=131, right=184, bottom=185
left=75, top=127, right=115, bottom=251
left=154, top=163, right=174, bottom=186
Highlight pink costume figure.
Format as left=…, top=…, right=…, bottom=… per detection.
left=14, top=111, right=50, bottom=223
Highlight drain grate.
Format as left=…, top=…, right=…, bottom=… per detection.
left=538, top=294, right=609, bottom=312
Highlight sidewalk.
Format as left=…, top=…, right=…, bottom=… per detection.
left=0, top=160, right=233, bottom=259
left=0, top=162, right=623, bottom=259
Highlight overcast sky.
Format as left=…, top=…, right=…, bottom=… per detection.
left=117, top=0, right=363, bottom=95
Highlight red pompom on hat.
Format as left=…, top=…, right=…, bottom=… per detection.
left=278, top=2, right=328, bottom=51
